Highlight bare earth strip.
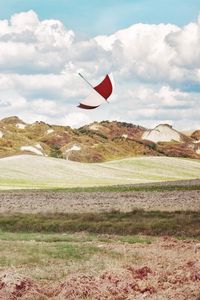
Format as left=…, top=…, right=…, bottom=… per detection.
left=0, top=184, right=200, bottom=213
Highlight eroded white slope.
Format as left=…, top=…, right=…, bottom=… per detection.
left=142, top=124, right=181, bottom=143
left=20, top=146, right=44, bottom=156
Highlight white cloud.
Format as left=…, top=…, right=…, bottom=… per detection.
left=10, top=10, right=39, bottom=30
left=167, top=21, right=200, bottom=70
left=0, top=10, right=74, bottom=74
left=62, top=112, right=91, bottom=128
left=95, top=23, right=180, bottom=82
left=0, top=10, right=199, bottom=130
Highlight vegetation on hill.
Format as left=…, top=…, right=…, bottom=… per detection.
left=191, top=130, right=200, bottom=140
left=0, top=116, right=199, bottom=162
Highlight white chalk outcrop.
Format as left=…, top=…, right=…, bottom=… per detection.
left=196, top=149, right=200, bottom=154
left=20, top=145, right=44, bottom=156
left=142, top=124, right=181, bottom=143
left=47, top=129, right=54, bottom=134
left=89, top=124, right=101, bottom=131
left=16, top=123, right=26, bottom=129
left=66, top=145, right=81, bottom=153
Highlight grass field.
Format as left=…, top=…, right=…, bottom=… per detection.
left=0, top=156, right=200, bottom=299
left=0, top=230, right=200, bottom=299
left=0, top=208, right=200, bottom=299
left=0, top=231, right=153, bottom=280
left=0, top=155, right=200, bottom=189
left=0, top=210, right=199, bottom=237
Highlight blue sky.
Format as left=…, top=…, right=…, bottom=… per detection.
left=0, top=0, right=200, bottom=36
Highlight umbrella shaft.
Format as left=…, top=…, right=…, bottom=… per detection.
left=78, top=73, right=93, bottom=88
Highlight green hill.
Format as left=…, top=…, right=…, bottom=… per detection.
left=0, top=155, right=199, bottom=189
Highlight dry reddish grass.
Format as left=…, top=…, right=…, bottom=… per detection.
left=0, top=237, right=200, bottom=299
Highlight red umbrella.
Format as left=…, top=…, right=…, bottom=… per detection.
left=78, top=73, right=113, bottom=109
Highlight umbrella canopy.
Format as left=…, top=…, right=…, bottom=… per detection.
left=78, top=73, right=113, bottom=109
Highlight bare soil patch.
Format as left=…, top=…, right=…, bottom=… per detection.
left=0, top=187, right=200, bottom=214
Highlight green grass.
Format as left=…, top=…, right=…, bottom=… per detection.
left=0, top=231, right=151, bottom=280
left=0, top=210, right=199, bottom=238
left=118, top=235, right=153, bottom=244
left=49, top=183, right=200, bottom=193
left=0, top=229, right=198, bottom=282
left=1, top=182, right=200, bottom=193
left=0, top=231, right=94, bottom=243
left=0, top=155, right=200, bottom=189
left=0, top=239, right=101, bottom=268
left=0, top=231, right=155, bottom=245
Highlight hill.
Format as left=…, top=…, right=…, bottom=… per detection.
left=0, top=116, right=199, bottom=162
left=0, top=155, right=199, bottom=189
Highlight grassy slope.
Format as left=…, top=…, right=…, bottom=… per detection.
left=0, top=155, right=200, bottom=189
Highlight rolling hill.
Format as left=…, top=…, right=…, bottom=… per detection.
left=0, top=155, right=199, bottom=189
left=0, top=116, right=199, bottom=162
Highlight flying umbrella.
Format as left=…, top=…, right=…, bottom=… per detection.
left=78, top=73, right=113, bottom=109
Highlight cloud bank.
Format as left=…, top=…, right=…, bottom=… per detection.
left=0, top=10, right=199, bottom=129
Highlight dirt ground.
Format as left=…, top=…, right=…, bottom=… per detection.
left=0, top=237, right=200, bottom=299
left=0, top=186, right=200, bottom=213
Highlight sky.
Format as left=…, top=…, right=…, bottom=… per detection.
left=0, top=0, right=199, bottom=129
left=0, top=0, right=200, bottom=37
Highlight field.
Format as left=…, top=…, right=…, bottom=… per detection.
left=0, top=155, right=200, bottom=189
left=0, top=181, right=200, bottom=214
left=0, top=232, right=200, bottom=299
left=0, top=156, right=200, bottom=299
